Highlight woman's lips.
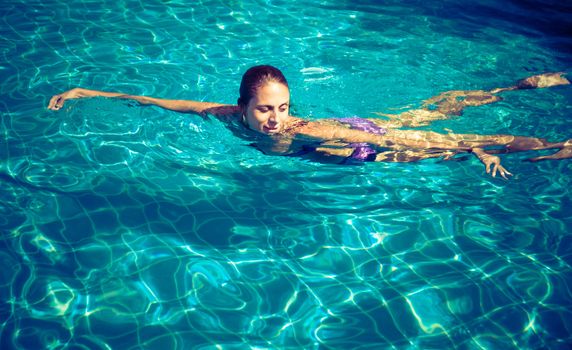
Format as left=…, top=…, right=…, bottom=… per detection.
left=263, top=125, right=279, bottom=133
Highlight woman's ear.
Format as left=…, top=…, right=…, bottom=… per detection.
left=237, top=100, right=247, bottom=124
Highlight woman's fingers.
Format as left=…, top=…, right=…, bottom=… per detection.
left=48, top=95, right=59, bottom=110
left=500, top=166, right=513, bottom=180
left=492, top=162, right=512, bottom=179
left=492, top=163, right=498, bottom=177
left=483, top=156, right=512, bottom=180
left=48, top=95, right=63, bottom=110
left=499, top=168, right=506, bottom=179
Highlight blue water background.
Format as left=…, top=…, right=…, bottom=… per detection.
left=1, top=0, right=572, bottom=349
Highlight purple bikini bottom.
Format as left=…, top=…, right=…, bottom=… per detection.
left=334, top=117, right=387, bottom=161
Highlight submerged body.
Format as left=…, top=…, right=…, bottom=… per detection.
left=48, top=68, right=571, bottom=179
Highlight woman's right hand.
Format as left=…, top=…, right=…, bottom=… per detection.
left=48, top=88, right=85, bottom=110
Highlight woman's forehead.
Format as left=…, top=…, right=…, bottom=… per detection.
left=254, top=82, right=290, bottom=102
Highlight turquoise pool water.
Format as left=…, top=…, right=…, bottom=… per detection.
left=1, top=0, right=572, bottom=349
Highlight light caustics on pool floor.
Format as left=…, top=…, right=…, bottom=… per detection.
left=2, top=135, right=571, bottom=349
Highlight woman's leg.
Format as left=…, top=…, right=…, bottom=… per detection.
left=373, top=72, right=570, bottom=128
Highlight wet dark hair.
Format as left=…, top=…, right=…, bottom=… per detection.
left=237, top=65, right=289, bottom=107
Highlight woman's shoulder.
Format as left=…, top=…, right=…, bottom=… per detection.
left=284, top=116, right=311, bottom=132
left=283, top=117, right=343, bottom=139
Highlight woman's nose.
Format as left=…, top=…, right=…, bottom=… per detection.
left=268, top=111, right=277, bottom=122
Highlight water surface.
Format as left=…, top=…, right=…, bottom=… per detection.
left=1, top=0, right=572, bottom=349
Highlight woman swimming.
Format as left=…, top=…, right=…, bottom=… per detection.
left=48, top=65, right=571, bottom=179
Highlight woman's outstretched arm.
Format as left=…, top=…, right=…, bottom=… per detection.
left=296, top=121, right=472, bottom=152
left=48, top=87, right=239, bottom=117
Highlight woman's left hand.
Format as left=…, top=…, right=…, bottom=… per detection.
left=480, top=153, right=513, bottom=179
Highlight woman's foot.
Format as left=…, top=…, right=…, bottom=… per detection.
left=527, top=146, right=572, bottom=162
left=516, top=72, right=570, bottom=89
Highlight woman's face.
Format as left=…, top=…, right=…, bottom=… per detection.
left=244, top=81, right=290, bottom=134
